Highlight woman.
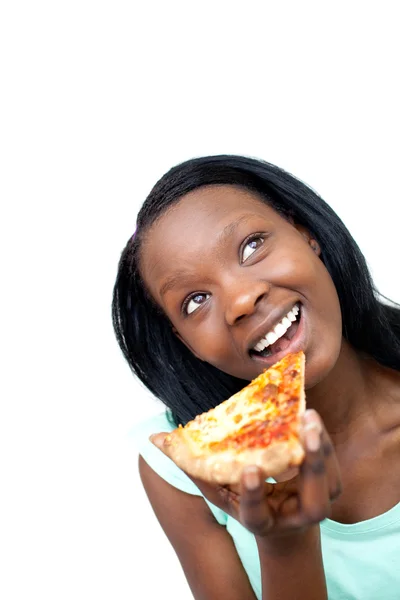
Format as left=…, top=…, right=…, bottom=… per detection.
left=113, top=155, right=400, bottom=599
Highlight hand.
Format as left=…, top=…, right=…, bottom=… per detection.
left=151, top=409, right=342, bottom=538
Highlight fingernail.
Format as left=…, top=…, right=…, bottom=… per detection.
left=306, top=429, right=321, bottom=452
left=303, top=409, right=318, bottom=422
left=302, top=411, right=322, bottom=452
left=244, top=467, right=260, bottom=490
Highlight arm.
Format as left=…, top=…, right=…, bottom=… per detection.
left=256, top=528, right=327, bottom=600
left=140, top=457, right=328, bottom=600
left=151, top=410, right=341, bottom=600
left=139, top=456, right=257, bottom=600
left=234, top=410, right=332, bottom=600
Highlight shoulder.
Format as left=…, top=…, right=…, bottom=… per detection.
left=129, top=411, right=228, bottom=525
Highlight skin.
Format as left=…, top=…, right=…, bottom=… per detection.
left=142, top=185, right=342, bottom=386
left=139, top=185, right=400, bottom=599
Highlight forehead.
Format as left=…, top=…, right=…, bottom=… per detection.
left=147, top=185, right=279, bottom=247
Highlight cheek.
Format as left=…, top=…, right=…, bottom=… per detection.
left=271, top=245, right=340, bottom=319
left=182, top=318, right=231, bottom=364
left=264, top=246, right=319, bottom=294
left=303, top=262, right=343, bottom=386
left=308, top=259, right=342, bottom=329
left=269, top=246, right=343, bottom=380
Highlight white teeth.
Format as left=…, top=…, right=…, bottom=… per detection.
left=274, top=323, right=286, bottom=337
left=266, top=331, right=278, bottom=345
left=255, top=339, right=267, bottom=352
left=252, top=304, right=300, bottom=352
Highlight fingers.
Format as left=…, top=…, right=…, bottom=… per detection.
left=302, top=410, right=342, bottom=501
left=239, top=467, right=274, bottom=535
left=287, top=410, right=342, bottom=527
left=320, top=427, right=342, bottom=502
left=150, top=412, right=343, bottom=536
left=298, top=413, right=330, bottom=524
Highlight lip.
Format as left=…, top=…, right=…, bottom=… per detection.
left=246, top=301, right=300, bottom=352
left=247, top=302, right=306, bottom=368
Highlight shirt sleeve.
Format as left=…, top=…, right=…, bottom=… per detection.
left=129, top=411, right=228, bottom=526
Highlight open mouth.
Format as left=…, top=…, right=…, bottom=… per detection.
left=249, top=303, right=301, bottom=359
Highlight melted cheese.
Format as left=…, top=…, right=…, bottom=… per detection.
left=183, top=352, right=304, bottom=451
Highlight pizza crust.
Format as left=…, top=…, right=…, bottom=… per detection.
left=162, top=428, right=305, bottom=484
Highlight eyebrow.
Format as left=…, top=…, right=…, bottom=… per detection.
left=218, top=213, right=254, bottom=245
left=159, top=272, right=199, bottom=298
left=158, top=214, right=255, bottom=298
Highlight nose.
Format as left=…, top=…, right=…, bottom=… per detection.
left=224, top=278, right=270, bottom=325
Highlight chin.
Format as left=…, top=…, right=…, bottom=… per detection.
left=303, top=343, right=342, bottom=390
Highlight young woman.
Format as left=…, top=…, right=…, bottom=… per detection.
left=112, top=155, right=400, bottom=599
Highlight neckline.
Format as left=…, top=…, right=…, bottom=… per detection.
left=321, top=500, right=400, bottom=535
left=267, top=477, right=400, bottom=536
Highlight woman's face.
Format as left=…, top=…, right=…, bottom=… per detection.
left=140, top=185, right=343, bottom=388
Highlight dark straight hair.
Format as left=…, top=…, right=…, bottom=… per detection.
left=112, top=155, right=400, bottom=425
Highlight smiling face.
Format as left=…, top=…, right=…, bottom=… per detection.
left=140, top=185, right=343, bottom=388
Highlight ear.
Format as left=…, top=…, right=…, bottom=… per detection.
left=172, top=327, right=204, bottom=361
left=293, top=224, right=321, bottom=256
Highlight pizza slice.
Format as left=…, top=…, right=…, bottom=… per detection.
left=158, top=351, right=306, bottom=484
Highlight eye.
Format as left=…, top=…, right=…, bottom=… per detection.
left=184, top=293, right=211, bottom=315
left=241, top=236, right=264, bottom=263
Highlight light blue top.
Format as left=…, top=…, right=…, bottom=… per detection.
left=131, top=412, right=400, bottom=600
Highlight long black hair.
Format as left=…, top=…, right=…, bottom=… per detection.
left=112, top=155, right=400, bottom=425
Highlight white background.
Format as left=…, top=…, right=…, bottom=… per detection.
left=1, top=2, right=399, bottom=599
